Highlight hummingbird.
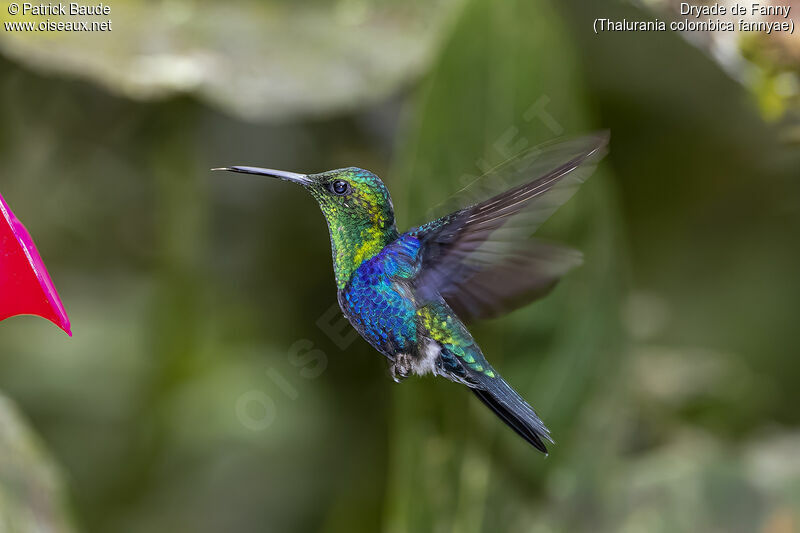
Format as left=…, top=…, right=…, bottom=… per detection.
left=214, top=133, right=608, bottom=453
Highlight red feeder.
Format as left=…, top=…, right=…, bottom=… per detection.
left=0, top=192, right=71, bottom=336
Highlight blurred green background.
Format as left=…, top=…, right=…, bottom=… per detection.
left=1, top=1, right=799, bottom=532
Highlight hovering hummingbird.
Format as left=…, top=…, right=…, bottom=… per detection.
left=214, top=133, right=608, bottom=453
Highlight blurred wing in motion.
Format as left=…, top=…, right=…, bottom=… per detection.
left=408, top=133, right=608, bottom=321
left=439, top=239, right=583, bottom=321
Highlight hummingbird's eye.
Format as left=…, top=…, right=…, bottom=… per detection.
left=329, top=180, right=350, bottom=195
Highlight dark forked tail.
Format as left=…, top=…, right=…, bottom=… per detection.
left=471, top=374, right=553, bottom=454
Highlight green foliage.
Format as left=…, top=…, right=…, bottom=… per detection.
left=380, top=0, right=623, bottom=530
left=0, top=395, right=76, bottom=533
left=0, top=0, right=798, bottom=532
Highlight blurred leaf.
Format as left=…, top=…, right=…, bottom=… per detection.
left=0, top=393, right=77, bottom=533
left=0, top=0, right=463, bottom=121
left=522, top=429, right=800, bottom=533
left=638, top=0, right=800, bottom=141
left=372, top=0, right=624, bottom=531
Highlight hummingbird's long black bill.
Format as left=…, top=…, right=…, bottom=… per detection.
left=211, top=166, right=312, bottom=185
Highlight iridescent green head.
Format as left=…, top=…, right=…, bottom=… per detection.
left=214, top=165, right=398, bottom=288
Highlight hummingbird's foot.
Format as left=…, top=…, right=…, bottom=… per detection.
left=390, top=354, right=413, bottom=383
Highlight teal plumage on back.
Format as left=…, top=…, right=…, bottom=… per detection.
left=215, top=133, right=609, bottom=453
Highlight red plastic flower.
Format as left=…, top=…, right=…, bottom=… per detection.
left=0, top=192, right=71, bottom=336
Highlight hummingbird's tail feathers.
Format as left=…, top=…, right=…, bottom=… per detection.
left=471, top=375, right=553, bottom=454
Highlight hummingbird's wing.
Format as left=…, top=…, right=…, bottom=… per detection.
left=408, top=133, right=608, bottom=321
left=437, top=239, right=583, bottom=320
